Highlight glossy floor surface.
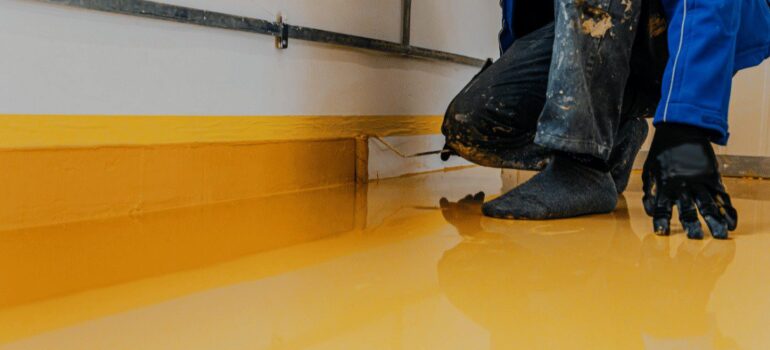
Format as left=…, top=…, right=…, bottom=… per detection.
left=2, top=167, right=770, bottom=349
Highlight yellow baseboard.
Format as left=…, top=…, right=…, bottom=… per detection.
left=0, top=115, right=442, bottom=230
left=0, top=139, right=356, bottom=231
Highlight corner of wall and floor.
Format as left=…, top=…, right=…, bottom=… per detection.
left=2, top=1, right=768, bottom=231
left=0, top=0, right=498, bottom=231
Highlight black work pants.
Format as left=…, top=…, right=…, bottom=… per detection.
left=442, top=0, right=668, bottom=170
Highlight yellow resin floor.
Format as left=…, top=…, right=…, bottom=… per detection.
left=2, top=167, right=770, bottom=349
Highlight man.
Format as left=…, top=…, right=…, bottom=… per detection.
left=441, top=0, right=770, bottom=239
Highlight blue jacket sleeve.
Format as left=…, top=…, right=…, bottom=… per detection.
left=499, top=0, right=515, bottom=55
left=654, top=0, right=770, bottom=145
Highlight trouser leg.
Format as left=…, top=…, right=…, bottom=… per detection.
left=442, top=23, right=556, bottom=170
left=535, top=0, right=644, bottom=160
left=624, top=0, right=669, bottom=119
left=608, top=0, right=669, bottom=192
left=442, top=0, right=667, bottom=172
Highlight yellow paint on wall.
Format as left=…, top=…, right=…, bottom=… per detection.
left=0, top=114, right=443, bottom=149
left=0, top=114, right=443, bottom=230
left=0, top=139, right=356, bottom=231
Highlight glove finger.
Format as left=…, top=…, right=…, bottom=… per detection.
left=677, top=191, right=704, bottom=240
left=653, top=189, right=674, bottom=236
left=693, top=187, right=729, bottom=240
left=704, top=215, right=729, bottom=240
left=709, top=184, right=738, bottom=231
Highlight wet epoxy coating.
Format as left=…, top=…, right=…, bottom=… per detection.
left=2, top=167, right=770, bottom=349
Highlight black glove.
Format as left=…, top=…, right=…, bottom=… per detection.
left=642, top=124, right=738, bottom=239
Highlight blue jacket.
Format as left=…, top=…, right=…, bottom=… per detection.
left=500, top=0, right=770, bottom=144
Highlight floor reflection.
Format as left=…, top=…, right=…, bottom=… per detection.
left=0, top=185, right=361, bottom=309
left=438, top=193, right=737, bottom=349
left=2, top=167, right=769, bottom=349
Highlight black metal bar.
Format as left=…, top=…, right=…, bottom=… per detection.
left=402, top=0, right=412, bottom=46
left=37, top=0, right=485, bottom=67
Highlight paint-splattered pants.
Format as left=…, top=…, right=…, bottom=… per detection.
left=442, top=0, right=668, bottom=169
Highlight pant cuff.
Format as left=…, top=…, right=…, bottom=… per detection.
left=534, top=131, right=613, bottom=160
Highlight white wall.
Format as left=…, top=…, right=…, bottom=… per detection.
left=2, top=0, right=765, bottom=180
left=719, top=61, right=770, bottom=157
left=410, top=0, right=501, bottom=59
left=638, top=61, right=770, bottom=158
left=0, top=0, right=500, bottom=116
left=368, top=135, right=472, bottom=180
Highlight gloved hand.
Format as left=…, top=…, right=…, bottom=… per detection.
left=642, top=124, right=738, bottom=239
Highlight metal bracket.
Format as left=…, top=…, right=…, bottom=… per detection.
left=276, top=15, right=288, bottom=49
left=401, top=0, right=411, bottom=47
